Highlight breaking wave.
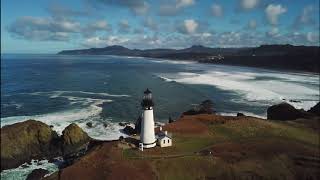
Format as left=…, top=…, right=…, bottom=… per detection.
left=1, top=91, right=131, bottom=140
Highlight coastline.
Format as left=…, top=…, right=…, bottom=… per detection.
left=57, top=44, right=320, bottom=73
left=1, top=101, right=319, bottom=179
left=54, top=53, right=320, bottom=74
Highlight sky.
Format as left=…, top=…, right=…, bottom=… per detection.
left=1, top=0, right=319, bottom=53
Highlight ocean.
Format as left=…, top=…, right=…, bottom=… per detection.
left=1, top=54, right=319, bottom=179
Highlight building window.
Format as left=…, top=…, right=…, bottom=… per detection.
left=163, top=140, right=165, bottom=144
left=168, top=139, right=170, bottom=143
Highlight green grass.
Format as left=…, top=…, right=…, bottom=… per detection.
left=122, top=118, right=319, bottom=179
left=172, top=135, right=215, bottom=153
left=209, top=119, right=319, bottom=147
left=122, top=148, right=139, bottom=159
left=124, top=118, right=319, bottom=160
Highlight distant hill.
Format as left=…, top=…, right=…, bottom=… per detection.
left=58, top=44, right=320, bottom=73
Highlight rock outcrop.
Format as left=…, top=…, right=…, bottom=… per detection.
left=1, top=120, right=60, bottom=170
left=86, top=122, right=93, bottom=128
left=183, top=100, right=214, bottom=116
left=1, top=121, right=91, bottom=170
left=168, top=116, right=175, bottom=123
left=267, top=103, right=312, bottom=120
left=61, top=123, right=90, bottom=156
left=122, top=126, right=135, bottom=135
left=26, top=168, right=50, bottom=180
left=308, top=102, right=320, bottom=116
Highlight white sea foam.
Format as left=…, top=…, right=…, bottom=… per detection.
left=218, top=112, right=266, bottom=119
left=158, top=76, right=174, bottom=82
left=25, top=91, right=130, bottom=98
left=0, top=103, right=126, bottom=140
left=1, top=159, right=59, bottom=180
left=150, top=59, right=196, bottom=65
left=2, top=102, right=23, bottom=109
left=1, top=91, right=130, bottom=140
left=157, top=64, right=319, bottom=111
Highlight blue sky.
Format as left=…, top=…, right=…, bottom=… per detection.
left=1, top=0, right=319, bottom=53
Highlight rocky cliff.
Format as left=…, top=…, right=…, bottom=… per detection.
left=1, top=120, right=90, bottom=170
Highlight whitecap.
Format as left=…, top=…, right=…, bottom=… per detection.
left=1, top=91, right=130, bottom=140
left=1, top=159, right=59, bottom=180
left=150, top=59, right=196, bottom=65
left=157, top=66, right=319, bottom=112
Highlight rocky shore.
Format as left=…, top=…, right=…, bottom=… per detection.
left=1, top=121, right=90, bottom=171
left=1, top=101, right=319, bottom=179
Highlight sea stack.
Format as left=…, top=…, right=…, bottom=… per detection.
left=140, top=88, right=156, bottom=148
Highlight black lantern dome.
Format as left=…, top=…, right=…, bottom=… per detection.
left=141, top=88, right=154, bottom=109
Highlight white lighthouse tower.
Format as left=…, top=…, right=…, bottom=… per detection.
left=140, top=88, right=156, bottom=148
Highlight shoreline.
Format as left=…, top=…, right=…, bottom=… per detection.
left=55, top=53, right=320, bottom=74
left=1, top=101, right=319, bottom=179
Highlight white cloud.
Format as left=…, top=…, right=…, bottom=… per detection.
left=91, top=0, right=149, bottom=15
left=132, top=2, right=149, bottom=15
left=240, top=0, right=259, bottom=10
left=47, top=3, right=89, bottom=19
left=265, top=4, right=287, bottom=25
left=184, top=19, right=198, bottom=34
left=211, top=4, right=223, bottom=17
left=248, top=20, right=257, bottom=29
left=81, top=20, right=110, bottom=37
left=266, top=27, right=279, bottom=37
left=90, top=20, right=108, bottom=29
left=118, top=20, right=130, bottom=33
left=7, top=16, right=80, bottom=41
left=300, top=6, right=314, bottom=23
left=159, top=0, right=195, bottom=16
left=82, top=36, right=106, bottom=47
left=82, top=36, right=129, bottom=47
left=176, top=0, right=195, bottom=8
left=306, top=32, right=319, bottom=43
left=293, top=5, right=318, bottom=29
left=143, top=17, right=158, bottom=30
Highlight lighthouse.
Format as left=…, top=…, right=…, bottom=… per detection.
left=140, top=88, right=156, bottom=148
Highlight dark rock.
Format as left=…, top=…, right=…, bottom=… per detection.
left=21, top=164, right=29, bottom=168
left=103, top=123, right=108, bottom=128
left=86, top=122, right=93, bottom=128
left=267, top=103, right=312, bottom=120
left=119, top=136, right=124, bottom=141
left=122, top=126, right=136, bottom=136
left=1, top=121, right=92, bottom=171
left=26, top=168, right=49, bottom=180
left=49, top=125, right=54, bottom=129
left=61, top=123, right=90, bottom=156
left=308, top=102, right=320, bottom=116
left=199, top=149, right=212, bottom=156
left=237, top=113, right=245, bottom=117
left=1, top=120, right=61, bottom=170
left=183, top=100, right=215, bottom=115
left=168, top=116, right=174, bottom=123
left=119, top=122, right=129, bottom=126
left=289, top=99, right=301, bottom=103
left=134, top=116, right=142, bottom=134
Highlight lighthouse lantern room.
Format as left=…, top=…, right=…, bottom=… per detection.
left=140, top=88, right=156, bottom=148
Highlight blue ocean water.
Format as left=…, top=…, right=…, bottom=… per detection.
left=1, top=54, right=319, bottom=179
left=1, top=54, right=319, bottom=140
